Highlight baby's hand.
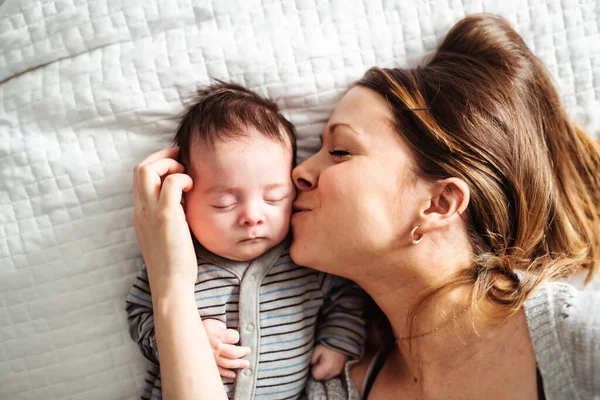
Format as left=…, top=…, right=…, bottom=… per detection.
left=310, top=344, right=349, bottom=381
left=202, top=319, right=251, bottom=379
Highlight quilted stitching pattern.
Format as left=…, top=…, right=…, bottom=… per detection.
left=0, top=0, right=598, bottom=399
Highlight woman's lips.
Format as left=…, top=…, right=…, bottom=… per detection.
left=292, top=203, right=311, bottom=214
left=291, top=209, right=311, bottom=219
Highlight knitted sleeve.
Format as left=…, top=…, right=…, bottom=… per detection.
left=554, top=283, right=600, bottom=398
left=524, top=281, right=600, bottom=399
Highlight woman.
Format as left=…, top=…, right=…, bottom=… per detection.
left=131, top=14, right=600, bottom=399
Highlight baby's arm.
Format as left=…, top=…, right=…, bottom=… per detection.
left=313, top=274, right=367, bottom=380
left=126, top=264, right=159, bottom=364
left=126, top=265, right=251, bottom=377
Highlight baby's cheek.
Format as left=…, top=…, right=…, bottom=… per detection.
left=272, top=208, right=292, bottom=236
left=281, top=203, right=294, bottom=224
left=188, top=211, right=224, bottom=238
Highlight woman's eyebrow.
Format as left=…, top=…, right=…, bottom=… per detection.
left=320, top=123, right=361, bottom=143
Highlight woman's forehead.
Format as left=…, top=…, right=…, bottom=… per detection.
left=326, top=86, right=396, bottom=141
left=329, top=86, right=393, bottom=132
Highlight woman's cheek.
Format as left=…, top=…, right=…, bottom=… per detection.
left=323, top=172, right=356, bottom=214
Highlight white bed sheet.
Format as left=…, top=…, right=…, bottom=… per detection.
left=1, top=0, right=599, bottom=399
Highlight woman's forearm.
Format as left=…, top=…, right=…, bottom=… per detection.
left=152, top=281, right=227, bottom=400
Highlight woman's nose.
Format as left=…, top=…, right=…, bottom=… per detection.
left=292, top=156, right=318, bottom=191
left=296, top=177, right=312, bottom=190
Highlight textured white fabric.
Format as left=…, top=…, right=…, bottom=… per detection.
left=0, top=1, right=599, bottom=399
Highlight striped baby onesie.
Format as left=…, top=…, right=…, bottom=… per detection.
left=126, top=237, right=366, bottom=400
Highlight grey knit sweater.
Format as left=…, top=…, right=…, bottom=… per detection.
left=302, top=281, right=600, bottom=400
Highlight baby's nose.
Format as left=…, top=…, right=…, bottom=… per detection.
left=239, top=204, right=264, bottom=226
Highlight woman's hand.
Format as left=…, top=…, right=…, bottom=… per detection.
left=131, top=147, right=228, bottom=400
left=132, top=147, right=197, bottom=291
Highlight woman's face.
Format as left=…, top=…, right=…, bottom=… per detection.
left=290, top=86, right=424, bottom=277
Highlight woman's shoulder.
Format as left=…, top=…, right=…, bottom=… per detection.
left=524, top=280, right=599, bottom=333
left=524, top=280, right=600, bottom=397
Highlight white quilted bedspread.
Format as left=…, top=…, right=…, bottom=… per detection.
left=0, top=0, right=599, bottom=399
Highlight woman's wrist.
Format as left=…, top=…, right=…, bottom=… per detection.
left=150, top=276, right=227, bottom=400
left=150, top=277, right=195, bottom=306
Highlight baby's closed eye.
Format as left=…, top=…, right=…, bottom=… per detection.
left=264, top=191, right=292, bottom=204
left=212, top=195, right=238, bottom=209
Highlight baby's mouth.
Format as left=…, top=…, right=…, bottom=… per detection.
left=240, top=237, right=265, bottom=243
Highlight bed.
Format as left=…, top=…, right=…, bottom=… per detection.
left=1, top=0, right=598, bottom=398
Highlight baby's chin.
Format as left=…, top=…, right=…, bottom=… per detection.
left=215, top=239, right=277, bottom=262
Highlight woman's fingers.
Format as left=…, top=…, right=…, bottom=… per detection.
left=137, top=147, right=180, bottom=168
left=133, top=147, right=182, bottom=200
left=159, top=173, right=194, bottom=209
left=141, top=157, right=185, bottom=179
left=134, top=158, right=187, bottom=203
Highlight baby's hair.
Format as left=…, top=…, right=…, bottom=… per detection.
left=174, top=81, right=297, bottom=172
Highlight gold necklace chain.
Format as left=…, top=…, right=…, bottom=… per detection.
left=395, top=305, right=471, bottom=342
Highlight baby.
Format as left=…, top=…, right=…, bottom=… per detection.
left=126, top=82, right=366, bottom=400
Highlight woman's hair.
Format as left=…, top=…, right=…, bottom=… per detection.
left=357, top=14, right=600, bottom=339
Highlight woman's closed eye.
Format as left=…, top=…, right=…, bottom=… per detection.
left=329, top=149, right=351, bottom=159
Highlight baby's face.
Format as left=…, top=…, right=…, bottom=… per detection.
left=185, top=131, right=295, bottom=261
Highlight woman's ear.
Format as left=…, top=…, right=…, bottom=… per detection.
left=418, top=178, right=470, bottom=233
